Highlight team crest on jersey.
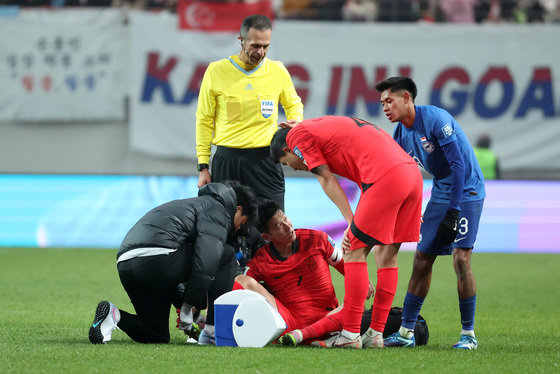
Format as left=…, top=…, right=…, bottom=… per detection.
left=420, top=136, right=434, bottom=153
left=305, top=257, right=318, bottom=272
left=442, top=123, right=453, bottom=138
left=260, top=100, right=274, bottom=118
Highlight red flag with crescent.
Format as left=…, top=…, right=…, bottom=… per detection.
left=177, top=1, right=274, bottom=32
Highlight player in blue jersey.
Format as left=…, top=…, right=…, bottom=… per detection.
left=375, top=76, right=485, bottom=350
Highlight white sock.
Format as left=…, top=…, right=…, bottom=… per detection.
left=461, top=329, right=475, bottom=338
left=340, top=329, right=360, bottom=340
left=291, top=330, right=303, bottom=343
left=365, top=327, right=382, bottom=337
left=204, top=324, right=215, bottom=336
left=398, top=326, right=414, bottom=339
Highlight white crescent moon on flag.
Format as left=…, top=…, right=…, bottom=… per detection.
left=185, top=3, right=215, bottom=29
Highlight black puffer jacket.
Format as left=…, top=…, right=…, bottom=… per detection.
left=117, top=183, right=237, bottom=309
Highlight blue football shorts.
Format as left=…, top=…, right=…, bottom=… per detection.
left=418, top=199, right=484, bottom=256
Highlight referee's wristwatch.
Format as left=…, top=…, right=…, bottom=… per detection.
left=197, top=163, right=209, bottom=172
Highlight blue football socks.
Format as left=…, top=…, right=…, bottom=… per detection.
left=459, top=295, right=476, bottom=331
left=402, top=292, right=425, bottom=330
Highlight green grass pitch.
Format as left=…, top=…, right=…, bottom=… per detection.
left=1, top=247, right=559, bottom=373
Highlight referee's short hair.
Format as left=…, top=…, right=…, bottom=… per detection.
left=240, top=15, right=272, bottom=38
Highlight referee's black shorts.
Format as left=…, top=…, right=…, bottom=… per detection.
left=212, top=146, right=285, bottom=211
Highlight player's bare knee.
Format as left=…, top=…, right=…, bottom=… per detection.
left=412, top=252, right=434, bottom=274
left=453, top=248, right=472, bottom=268
left=234, top=274, right=255, bottom=290
left=453, top=253, right=472, bottom=280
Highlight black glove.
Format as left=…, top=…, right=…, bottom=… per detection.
left=436, top=208, right=459, bottom=245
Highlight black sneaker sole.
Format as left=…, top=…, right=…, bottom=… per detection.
left=89, top=301, right=110, bottom=344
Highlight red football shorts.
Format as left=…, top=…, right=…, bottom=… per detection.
left=276, top=299, right=298, bottom=331
left=348, top=162, right=422, bottom=249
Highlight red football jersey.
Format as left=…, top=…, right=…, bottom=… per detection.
left=286, top=116, right=415, bottom=184
left=246, top=229, right=339, bottom=327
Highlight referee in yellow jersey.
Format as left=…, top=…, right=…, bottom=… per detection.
left=195, top=14, right=303, bottom=211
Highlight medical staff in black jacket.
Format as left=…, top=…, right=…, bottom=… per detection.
left=89, top=181, right=257, bottom=344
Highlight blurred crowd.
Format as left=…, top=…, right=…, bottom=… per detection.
left=1, top=0, right=559, bottom=23
left=280, top=0, right=560, bottom=23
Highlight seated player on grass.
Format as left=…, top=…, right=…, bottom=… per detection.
left=234, top=199, right=373, bottom=346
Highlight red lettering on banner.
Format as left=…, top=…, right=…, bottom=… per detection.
left=345, top=66, right=412, bottom=115
left=147, top=52, right=178, bottom=81
left=287, top=64, right=310, bottom=105
left=326, top=66, right=343, bottom=114
left=347, top=66, right=385, bottom=107
left=398, top=66, right=412, bottom=78
left=177, top=1, right=273, bottom=32
left=179, top=63, right=209, bottom=105
left=432, top=66, right=470, bottom=89
left=430, top=65, right=557, bottom=118
left=327, top=65, right=412, bottom=115
left=533, top=67, right=551, bottom=82
left=22, top=76, right=33, bottom=92
left=41, top=76, right=52, bottom=92
left=479, top=66, right=513, bottom=84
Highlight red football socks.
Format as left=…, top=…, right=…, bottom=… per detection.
left=370, top=267, right=398, bottom=332
left=300, top=311, right=343, bottom=341
left=342, top=262, right=369, bottom=333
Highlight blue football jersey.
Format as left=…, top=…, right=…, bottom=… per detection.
left=393, top=105, right=485, bottom=204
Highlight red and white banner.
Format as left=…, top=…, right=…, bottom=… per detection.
left=0, top=9, right=127, bottom=121
left=129, top=14, right=560, bottom=173
left=177, top=1, right=273, bottom=32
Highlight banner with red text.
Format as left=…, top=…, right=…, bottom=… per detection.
left=0, top=9, right=127, bottom=121
left=129, top=14, right=560, bottom=172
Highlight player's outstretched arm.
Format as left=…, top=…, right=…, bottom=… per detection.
left=311, top=165, right=354, bottom=225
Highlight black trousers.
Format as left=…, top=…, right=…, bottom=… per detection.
left=212, top=146, right=285, bottom=211
left=116, top=245, right=236, bottom=343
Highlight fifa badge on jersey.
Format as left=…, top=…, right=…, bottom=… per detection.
left=420, top=136, right=434, bottom=153
left=293, top=146, right=308, bottom=166
left=442, top=123, right=453, bottom=138
left=260, top=100, right=274, bottom=118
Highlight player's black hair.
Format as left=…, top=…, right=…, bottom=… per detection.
left=222, top=180, right=258, bottom=226
left=270, top=128, right=290, bottom=163
left=375, top=76, right=418, bottom=101
left=240, top=15, right=272, bottom=38
left=256, top=199, right=281, bottom=234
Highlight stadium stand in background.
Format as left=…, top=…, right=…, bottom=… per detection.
left=1, top=0, right=559, bottom=23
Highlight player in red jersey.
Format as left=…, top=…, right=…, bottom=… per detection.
left=270, top=116, right=423, bottom=348
left=235, top=199, right=346, bottom=331
left=235, top=199, right=376, bottom=346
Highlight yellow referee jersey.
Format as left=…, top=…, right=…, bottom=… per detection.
left=196, top=55, right=304, bottom=164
